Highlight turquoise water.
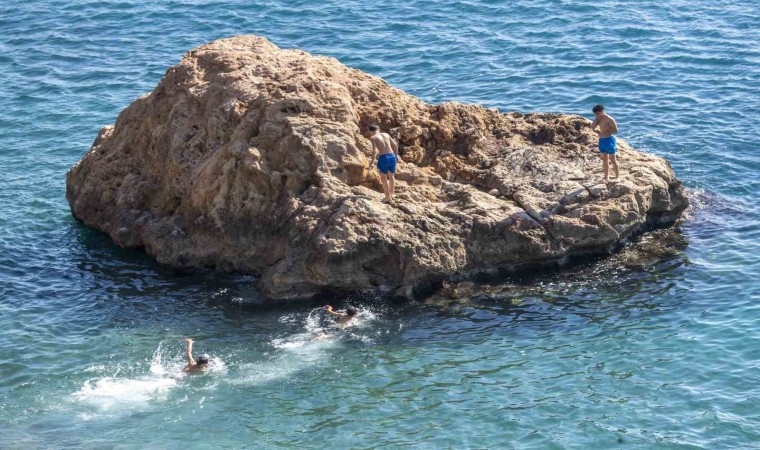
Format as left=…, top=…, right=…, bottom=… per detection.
left=1, top=0, right=758, bottom=448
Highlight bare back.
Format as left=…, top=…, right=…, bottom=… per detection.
left=182, top=363, right=206, bottom=373
left=596, top=114, right=618, bottom=138
left=371, top=132, right=395, bottom=155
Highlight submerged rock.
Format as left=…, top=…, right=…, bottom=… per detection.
left=66, top=35, right=688, bottom=300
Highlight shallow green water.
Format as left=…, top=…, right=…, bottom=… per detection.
left=0, top=1, right=758, bottom=448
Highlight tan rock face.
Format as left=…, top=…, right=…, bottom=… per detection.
left=66, top=35, right=688, bottom=300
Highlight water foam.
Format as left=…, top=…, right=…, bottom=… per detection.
left=71, top=342, right=213, bottom=414
left=72, top=376, right=177, bottom=412
left=231, top=306, right=378, bottom=385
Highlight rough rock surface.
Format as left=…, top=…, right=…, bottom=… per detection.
left=66, top=35, right=688, bottom=300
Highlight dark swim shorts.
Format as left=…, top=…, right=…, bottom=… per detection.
left=598, top=136, right=617, bottom=154
left=377, top=153, right=397, bottom=174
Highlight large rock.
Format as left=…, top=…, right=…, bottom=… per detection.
left=66, top=35, right=688, bottom=300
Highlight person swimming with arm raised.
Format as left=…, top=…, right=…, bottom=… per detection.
left=182, top=338, right=209, bottom=373
left=324, top=304, right=358, bottom=327
left=589, top=104, right=620, bottom=182
left=312, top=305, right=359, bottom=341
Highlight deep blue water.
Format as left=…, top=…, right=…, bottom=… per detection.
left=1, top=1, right=758, bottom=448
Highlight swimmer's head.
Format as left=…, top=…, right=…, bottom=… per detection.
left=592, top=104, right=605, bottom=114
left=368, top=123, right=379, bottom=133
left=346, top=306, right=358, bottom=317
left=196, top=354, right=209, bottom=365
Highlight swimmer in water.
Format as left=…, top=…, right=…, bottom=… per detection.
left=313, top=305, right=359, bottom=341
left=182, top=338, right=209, bottom=373
left=324, top=305, right=358, bottom=327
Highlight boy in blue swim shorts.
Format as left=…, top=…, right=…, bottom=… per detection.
left=367, top=124, right=400, bottom=203
left=590, top=104, right=619, bottom=182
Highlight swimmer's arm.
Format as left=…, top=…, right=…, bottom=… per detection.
left=324, top=306, right=347, bottom=319
left=184, top=338, right=196, bottom=365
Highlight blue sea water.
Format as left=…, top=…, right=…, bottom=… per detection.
left=1, top=0, right=758, bottom=448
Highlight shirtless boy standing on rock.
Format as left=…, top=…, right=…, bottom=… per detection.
left=367, top=124, right=400, bottom=203
left=589, top=104, right=619, bottom=182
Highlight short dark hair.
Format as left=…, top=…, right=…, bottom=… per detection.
left=346, top=306, right=358, bottom=317
left=592, top=104, right=605, bottom=113
left=196, top=355, right=209, bottom=365
left=368, top=124, right=379, bottom=132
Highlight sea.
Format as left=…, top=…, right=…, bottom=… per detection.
left=0, top=1, right=758, bottom=448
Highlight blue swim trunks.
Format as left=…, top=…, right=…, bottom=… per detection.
left=377, top=153, right=397, bottom=174
left=598, top=136, right=617, bottom=154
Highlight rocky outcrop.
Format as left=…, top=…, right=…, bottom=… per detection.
left=66, top=35, right=688, bottom=300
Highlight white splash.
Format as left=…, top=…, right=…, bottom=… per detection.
left=72, top=376, right=177, bottom=412
left=71, top=342, right=224, bottom=414
left=231, top=305, right=378, bottom=385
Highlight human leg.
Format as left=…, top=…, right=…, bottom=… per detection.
left=601, top=153, right=609, bottom=181
left=598, top=136, right=617, bottom=182
left=610, top=154, right=619, bottom=178
left=387, top=173, right=395, bottom=202
left=379, top=172, right=391, bottom=202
